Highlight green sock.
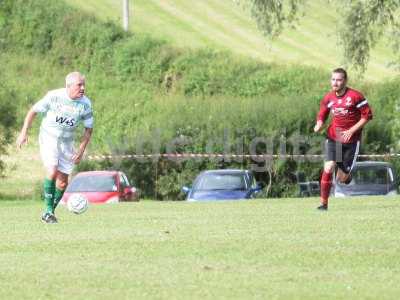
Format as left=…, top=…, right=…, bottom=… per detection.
left=43, top=179, right=55, bottom=214
left=53, top=188, right=65, bottom=214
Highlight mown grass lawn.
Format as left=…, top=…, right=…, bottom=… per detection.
left=64, top=0, right=397, bottom=81
left=0, top=197, right=399, bottom=299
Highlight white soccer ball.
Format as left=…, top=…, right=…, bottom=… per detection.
left=67, top=193, right=89, bottom=214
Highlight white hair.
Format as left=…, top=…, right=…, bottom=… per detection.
left=65, top=71, right=85, bottom=87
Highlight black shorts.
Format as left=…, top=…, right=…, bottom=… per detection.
left=325, top=138, right=360, bottom=174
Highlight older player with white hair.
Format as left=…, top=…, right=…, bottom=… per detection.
left=17, top=71, right=94, bottom=223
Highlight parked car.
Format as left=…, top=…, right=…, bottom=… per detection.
left=61, top=171, right=138, bottom=204
left=334, top=161, right=397, bottom=197
left=296, top=171, right=320, bottom=197
left=182, top=169, right=263, bottom=201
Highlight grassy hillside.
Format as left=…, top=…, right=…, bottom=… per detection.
left=64, top=0, right=397, bottom=81
left=1, top=0, right=399, bottom=200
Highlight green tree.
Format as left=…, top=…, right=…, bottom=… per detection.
left=237, top=0, right=305, bottom=37
left=240, top=0, right=400, bottom=74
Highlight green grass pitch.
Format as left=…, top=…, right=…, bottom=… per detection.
left=1, top=197, right=399, bottom=299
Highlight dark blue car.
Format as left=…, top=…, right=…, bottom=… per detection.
left=182, top=169, right=263, bottom=201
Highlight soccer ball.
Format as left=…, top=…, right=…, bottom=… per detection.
left=67, top=193, right=89, bottom=214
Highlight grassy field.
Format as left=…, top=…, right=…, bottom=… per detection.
left=1, top=2, right=400, bottom=297
left=0, top=197, right=399, bottom=299
left=64, top=0, right=397, bottom=81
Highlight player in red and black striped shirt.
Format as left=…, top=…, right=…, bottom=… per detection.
left=314, top=68, right=373, bottom=210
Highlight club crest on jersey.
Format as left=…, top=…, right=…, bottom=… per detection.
left=345, top=97, right=352, bottom=106
left=55, top=116, right=76, bottom=127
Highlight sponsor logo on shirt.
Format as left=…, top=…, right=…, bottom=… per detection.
left=55, top=116, right=76, bottom=127
left=333, top=107, right=349, bottom=116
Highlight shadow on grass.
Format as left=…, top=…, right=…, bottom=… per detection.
left=0, top=193, right=43, bottom=202
left=0, top=181, right=43, bottom=202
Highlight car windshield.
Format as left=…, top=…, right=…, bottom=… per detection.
left=352, top=166, right=392, bottom=185
left=67, top=175, right=117, bottom=192
left=194, top=173, right=247, bottom=191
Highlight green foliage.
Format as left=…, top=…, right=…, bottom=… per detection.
left=171, top=49, right=326, bottom=97
left=243, top=0, right=400, bottom=74
left=113, top=36, right=178, bottom=85
left=0, top=0, right=126, bottom=69
left=236, top=0, right=305, bottom=37
left=0, top=83, right=17, bottom=175
left=1, top=0, right=399, bottom=199
left=338, top=0, right=400, bottom=74
left=362, top=78, right=400, bottom=152
left=91, top=92, right=325, bottom=199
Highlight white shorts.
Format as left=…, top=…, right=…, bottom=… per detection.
left=39, top=133, right=75, bottom=175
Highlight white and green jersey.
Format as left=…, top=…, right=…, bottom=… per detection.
left=33, top=88, right=93, bottom=141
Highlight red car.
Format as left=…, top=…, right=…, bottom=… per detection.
left=62, top=171, right=138, bottom=204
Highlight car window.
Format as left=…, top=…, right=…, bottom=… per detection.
left=119, top=173, right=130, bottom=189
left=119, top=173, right=125, bottom=189
left=248, top=173, right=257, bottom=188
left=388, top=168, right=394, bottom=182
left=195, top=174, right=247, bottom=191
left=67, top=175, right=118, bottom=192
left=352, top=167, right=391, bottom=185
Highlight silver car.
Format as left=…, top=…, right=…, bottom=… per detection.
left=334, top=161, right=397, bottom=197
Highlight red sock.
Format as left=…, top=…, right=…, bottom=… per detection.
left=320, top=171, right=333, bottom=205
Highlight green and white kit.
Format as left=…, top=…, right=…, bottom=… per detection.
left=32, top=88, right=93, bottom=174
